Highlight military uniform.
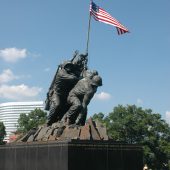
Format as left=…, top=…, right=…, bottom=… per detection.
left=47, top=67, right=79, bottom=125
left=65, top=75, right=102, bottom=125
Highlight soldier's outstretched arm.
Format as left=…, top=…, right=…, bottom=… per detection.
left=82, top=92, right=94, bottom=108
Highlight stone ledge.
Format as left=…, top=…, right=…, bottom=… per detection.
left=17, top=118, right=109, bottom=143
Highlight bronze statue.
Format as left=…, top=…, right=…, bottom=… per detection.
left=45, top=51, right=88, bottom=126
left=45, top=51, right=102, bottom=126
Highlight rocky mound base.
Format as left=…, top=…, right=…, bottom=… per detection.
left=17, top=118, right=109, bottom=143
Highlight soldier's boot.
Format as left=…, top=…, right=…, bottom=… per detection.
left=61, top=115, right=72, bottom=125
left=75, top=113, right=86, bottom=126
left=75, top=120, right=83, bottom=126
left=46, top=120, right=52, bottom=127
left=66, top=117, right=72, bottom=125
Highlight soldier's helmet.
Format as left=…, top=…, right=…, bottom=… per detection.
left=62, top=62, right=75, bottom=72
left=91, top=75, right=102, bottom=86
left=83, top=70, right=98, bottom=79
left=72, top=53, right=88, bottom=68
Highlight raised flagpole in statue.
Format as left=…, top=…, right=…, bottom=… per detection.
left=86, top=1, right=92, bottom=54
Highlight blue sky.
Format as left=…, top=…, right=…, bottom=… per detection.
left=0, top=0, right=170, bottom=123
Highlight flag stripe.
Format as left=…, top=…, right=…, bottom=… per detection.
left=99, top=8, right=123, bottom=26
left=91, top=8, right=128, bottom=32
left=99, top=9, right=128, bottom=31
left=91, top=10, right=128, bottom=31
left=91, top=10, right=120, bottom=27
left=90, top=2, right=129, bottom=35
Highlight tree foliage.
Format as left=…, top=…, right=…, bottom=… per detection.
left=92, top=105, right=170, bottom=170
left=17, top=109, right=47, bottom=133
left=0, top=122, right=6, bottom=144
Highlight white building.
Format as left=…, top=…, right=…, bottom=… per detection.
left=0, top=101, right=44, bottom=142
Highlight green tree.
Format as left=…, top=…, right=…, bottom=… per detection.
left=92, top=105, right=170, bottom=170
left=0, top=122, right=6, bottom=144
left=92, top=112, right=105, bottom=124
left=17, top=108, right=47, bottom=133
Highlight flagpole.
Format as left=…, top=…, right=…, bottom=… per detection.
left=86, top=1, right=92, bottom=54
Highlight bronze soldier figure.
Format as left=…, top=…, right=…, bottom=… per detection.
left=45, top=51, right=88, bottom=126
left=63, top=74, right=102, bottom=126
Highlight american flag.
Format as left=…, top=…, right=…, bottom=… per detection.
left=90, top=1, right=129, bottom=35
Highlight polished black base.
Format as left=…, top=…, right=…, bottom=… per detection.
left=0, top=140, right=143, bottom=170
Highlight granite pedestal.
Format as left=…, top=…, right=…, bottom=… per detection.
left=0, top=140, right=143, bottom=170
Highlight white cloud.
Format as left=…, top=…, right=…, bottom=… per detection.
left=137, top=98, right=143, bottom=105
left=0, top=47, right=27, bottom=62
left=0, top=69, right=18, bottom=84
left=0, top=84, right=42, bottom=101
left=165, top=111, right=170, bottom=124
left=44, top=67, right=50, bottom=72
left=94, top=92, right=111, bottom=101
